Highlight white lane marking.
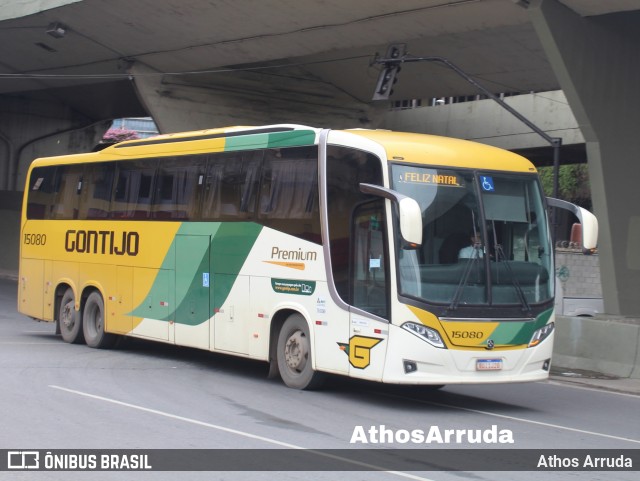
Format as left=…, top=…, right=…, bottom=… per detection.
left=378, top=392, right=640, bottom=445
left=547, top=379, right=640, bottom=399
left=49, top=385, right=435, bottom=481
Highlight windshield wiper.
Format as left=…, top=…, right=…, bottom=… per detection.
left=493, top=242, right=532, bottom=314
left=447, top=252, right=482, bottom=312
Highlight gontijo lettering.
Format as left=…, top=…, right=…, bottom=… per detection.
left=65, top=230, right=139, bottom=256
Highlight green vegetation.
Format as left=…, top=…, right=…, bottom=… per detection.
left=538, top=164, right=591, bottom=210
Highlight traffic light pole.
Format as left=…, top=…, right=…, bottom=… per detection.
left=373, top=51, right=562, bottom=238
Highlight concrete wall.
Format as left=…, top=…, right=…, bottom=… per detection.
left=382, top=90, right=583, bottom=151
left=555, top=250, right=601, bottom=299
left=0, top=191, right=21, bottom=276
left=553, top=315, right=640, bottom=379
left=130, top=63, right=381, bottom=133
left=553, top=246, right=637, bottom=380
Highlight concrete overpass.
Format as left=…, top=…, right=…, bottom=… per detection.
left=1, top=0, right=639, bottom=316
left=383, top=90, right=587, bottom=166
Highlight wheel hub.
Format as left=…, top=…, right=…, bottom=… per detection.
left=61, top=302, right=74, bottom=328
left=284, top=331, right=308, bottom=372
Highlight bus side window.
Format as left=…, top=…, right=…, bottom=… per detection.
left=51, top=165, right=84, bottom=220
left=259, top=147, right=320, bottom=243
left=201, top=151, right=261, bottom=221
left=154, top=156, right=205, bottom=220
left=112, top=160, right=157, bottom=219
left=80, top=162, right=115, bottom=220
left=26, top=166, right=57, bottom=220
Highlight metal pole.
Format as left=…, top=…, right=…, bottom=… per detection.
left=376, top=54, right=560, bottom=148
left=551, top=137, right=562, bottom=245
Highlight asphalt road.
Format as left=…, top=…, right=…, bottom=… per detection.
left=1, top=277, right=638, bottom=481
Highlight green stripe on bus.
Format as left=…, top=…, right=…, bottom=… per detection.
left=225, top=130, right=316, bottom=151
left=210, top=222, right=262, bottom=313
left=130, top=222, right=262, bottom=326
left=484, top=308, right=552, bottom=346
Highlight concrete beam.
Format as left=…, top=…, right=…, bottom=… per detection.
left=530, top=0, right=640, bottom=316
left=130, top=63, right=381, bottom=132
left=382, top=90, right=583, bottom=151
left=0, top=0, right=82, bottom=21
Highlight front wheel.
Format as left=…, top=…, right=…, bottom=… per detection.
left=59, top=287, right=83, bottom=344
left=83, top=291, right=116, bottom=349
left=276, top=314, right=324, bottom=390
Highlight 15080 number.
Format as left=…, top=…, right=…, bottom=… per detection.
left=23, top=233, right=47, bottom=245
left=451, top=331, right=484, bottom=339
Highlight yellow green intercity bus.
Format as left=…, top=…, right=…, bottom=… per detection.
left=18, top=125, right=598, bottom=389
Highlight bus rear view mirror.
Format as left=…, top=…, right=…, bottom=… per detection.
left=397, top=196, right=423, bottom=248
left=546, top=197, right=598, bottom=254
left=360, top=183, right=423, bottom=247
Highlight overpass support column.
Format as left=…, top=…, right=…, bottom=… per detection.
left=0, top=96, right=110, bottom=192
left=0, top=96, right=109, bottom=274
left=530, top=0, right=640, bottom=315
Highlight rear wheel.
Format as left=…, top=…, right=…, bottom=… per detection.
left=83, top=291, right=116, bottom=349
left=277, top=314, right=324, bottom=390
left=59, top=287, right=83, bottom=344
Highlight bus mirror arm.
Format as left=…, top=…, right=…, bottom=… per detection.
left=360, top=183, right=423, bottom=247
left=546, top=197, right=598, bottom=254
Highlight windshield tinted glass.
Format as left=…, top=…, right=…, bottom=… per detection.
left=392, top=165, right=553, bottom=309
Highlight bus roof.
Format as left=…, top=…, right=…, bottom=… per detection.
left=342, top=129, right=536, bottom=173
left=30, top=124, right=536, bottom=174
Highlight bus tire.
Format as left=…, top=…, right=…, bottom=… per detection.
left=83, top=291, right=116, bottom=349
left=277, top=313, right=324, bottom=390
left=59, top=287, right=84, bottom=344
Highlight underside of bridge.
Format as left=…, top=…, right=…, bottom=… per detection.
left=0, top=0, right=639, bottom=315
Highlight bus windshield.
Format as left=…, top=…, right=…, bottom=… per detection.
left=392, top=164, right=553, bottom=310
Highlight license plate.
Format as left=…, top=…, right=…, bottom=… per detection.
left=476, top=359, right=503, bottom=371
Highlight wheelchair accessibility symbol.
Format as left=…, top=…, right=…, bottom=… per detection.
left=480, top=176, right=495, bottom=192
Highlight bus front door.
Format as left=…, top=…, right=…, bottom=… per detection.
left=348, top=200, right=389, bottom=382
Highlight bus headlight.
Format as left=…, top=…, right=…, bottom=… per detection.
left=401, top=322, right=446, bottom=349
left=529, top=322, right=555, bottom=348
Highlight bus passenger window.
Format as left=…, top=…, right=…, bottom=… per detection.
left=154, top=156, right=205, bottom=220
left=51, top=165, right=84, bottom=220
left=111, top=160, right=157, bottom=219
left=201, top=152, right=261, bottom=221
left=81, top=162, right=115, bottom=219
left=259, top=147, right=320, bottom=243
left=26, top=166, right=57, bottom=219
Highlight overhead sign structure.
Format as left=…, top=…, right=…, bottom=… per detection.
left=372, top=44, right=406, bottom=101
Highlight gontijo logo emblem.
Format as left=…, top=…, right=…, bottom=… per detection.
left=338, top=335, right=383, bottom=369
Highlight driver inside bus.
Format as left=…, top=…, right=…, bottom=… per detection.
left=458, top=232, right=484, bottom=260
